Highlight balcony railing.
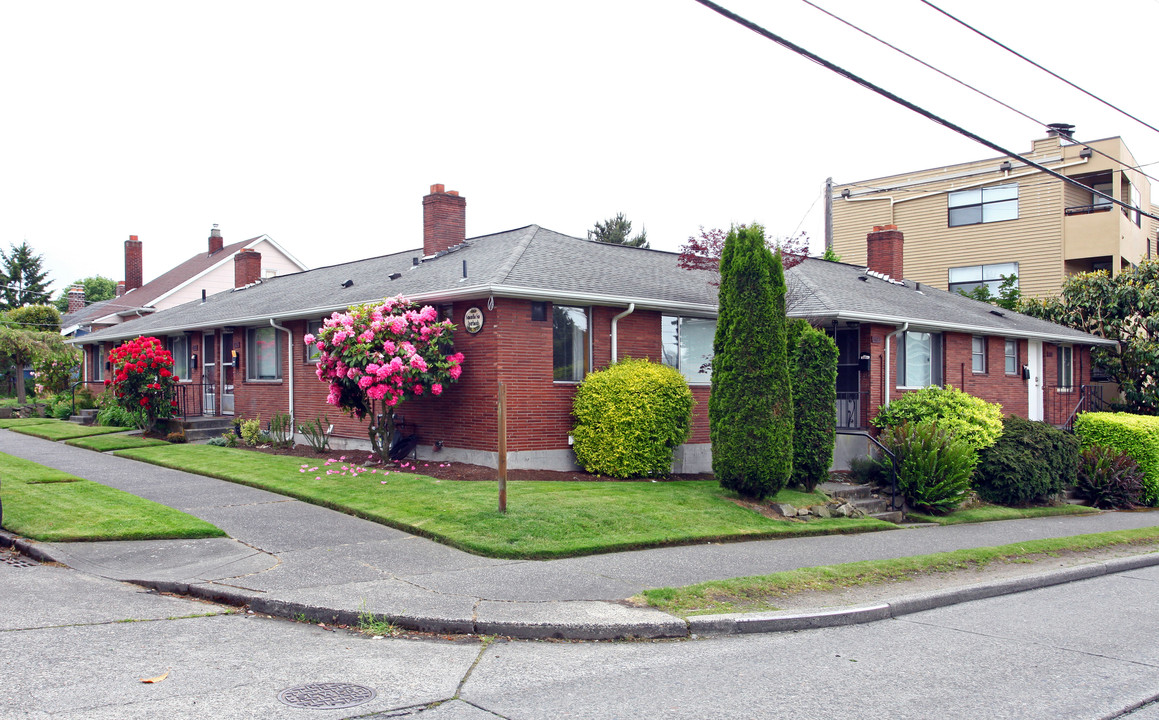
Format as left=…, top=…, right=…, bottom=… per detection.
left=1064, top=203, right=1113, bottom=216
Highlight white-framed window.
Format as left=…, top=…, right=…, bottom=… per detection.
left=948, top=183, right=1018, bottom=227
left=94, top=344, right=106, bottom=382
left=247, top=326, right=283, bottom=380
left=304, top=320, right=324, bottom=363
left=1004, top=339, right=1018, bottom=375
left=948, top=262, right=1018, bottom=296
left=662, top=316, right=716, bottom=384
left=552, top=305, right=589, bottom=383
left=168, top=335, right=191, bottom=381
left=971, top=336, right=986, bottom=374
left=897, top=331, right=942, bottom=388
left=1057, top=345, right=1073, bottom=390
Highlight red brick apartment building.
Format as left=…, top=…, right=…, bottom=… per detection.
left=72, top=187, right=1112, bottom=471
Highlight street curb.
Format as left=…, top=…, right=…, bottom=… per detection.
left=5, top=528, right=1159, bottom=641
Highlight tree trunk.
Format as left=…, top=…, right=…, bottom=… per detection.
left=14, top=363, right=26, bottom=405
left=367, top=400, right=397, bottom=461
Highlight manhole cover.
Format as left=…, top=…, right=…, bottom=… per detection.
left=1, top=553, right=37, bottom=568
left=277, top=682, right=377, bottom=709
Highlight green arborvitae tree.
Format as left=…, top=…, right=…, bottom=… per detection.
left=710, top=224, right=793, bottom=499
left=587, top=212, right=649, bottom=248
left=1019, top=261, right=1159, bottom=415
left=53, top=275, right=117, bottom=313
left=1, top=242, right=52, bottom=309
left=790, top=323, right=838, bottom=492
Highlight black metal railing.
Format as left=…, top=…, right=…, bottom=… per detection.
left=836, top=428, right=903, bottom=515
left=836, top=391, right=869, bottom=429
left=170, top=383, right=220, bottom=419
left=1044, top=384, right=1106, bottom=431
left=70, top=380, right=108, bottom=416
left=1064, top=203, right=1113, bottom=216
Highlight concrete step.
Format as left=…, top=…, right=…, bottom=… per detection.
left=869, top=510, right=905, bottom=523
left=172, top=416, right=235, bottom=442
left=820, top=482, right=873, bottom=500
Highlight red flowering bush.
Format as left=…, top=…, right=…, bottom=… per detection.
left=308, top=295, right=463, bottom=459
left=104, top=336, right=178, bottom=432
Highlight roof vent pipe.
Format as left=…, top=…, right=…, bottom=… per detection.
left=462, top=260, right=467, bottom=279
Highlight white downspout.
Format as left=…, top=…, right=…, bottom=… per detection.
left=610, top=303, right=635, bottom=363
left=883, top=322, right=909, bottom=407
left=269, top=318, right=294, bottom=425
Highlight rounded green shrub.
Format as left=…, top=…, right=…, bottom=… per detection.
left=872, top=384, right=1003, bottom=453
left=572, top=358, right=693, bottom=478
left=1074, top=412, right=1159, bottom=506
left=974, top=416, right=1078, bottom=506
left=880, top=419, right=975, bottom=515
left=1075, top=445, right=1144, bottom=509
left=791, top=323, right=838, bottom=492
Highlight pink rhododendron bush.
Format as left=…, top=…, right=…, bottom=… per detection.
left=306, top=295, right=463, bottom=459
left=104, top=336, right=179, bottom=433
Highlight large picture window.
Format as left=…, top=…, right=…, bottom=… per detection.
left=948, top=262, right=1018, bottom=296
left=662, top=316, right=716, bottom=383
left=247, top=327, right=282, bottom=380
left=948, top=183, right=1018, bottom=227
left=897, top=331, right=942, bottom=388
left=552, top=305, right=588, bottom=382
left=168, top=336, right=191, bottom=381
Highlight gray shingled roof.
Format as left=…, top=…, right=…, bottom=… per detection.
left=74, top=225, right=1111, bottom=347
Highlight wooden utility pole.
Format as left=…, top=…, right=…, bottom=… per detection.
left=497, top=381, right=507, bottom=513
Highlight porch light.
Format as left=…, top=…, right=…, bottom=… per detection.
left=1079, top=147, right=1092, bottom=159
left=999, top=161, right=1012, bottom=172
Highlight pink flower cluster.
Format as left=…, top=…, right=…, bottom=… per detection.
left=308, top=295, right=464, bottom=420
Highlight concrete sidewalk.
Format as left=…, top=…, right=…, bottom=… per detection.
left=3, top=429, right=1159, bottom=640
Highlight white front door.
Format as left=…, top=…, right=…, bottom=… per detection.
left=1028, top=340, right=1043, bottom=421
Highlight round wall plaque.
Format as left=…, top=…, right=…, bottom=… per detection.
left=464, top=307, right=485, bottom=334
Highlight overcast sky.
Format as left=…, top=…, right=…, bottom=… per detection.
left=3, top=0, right=1156, bottom=299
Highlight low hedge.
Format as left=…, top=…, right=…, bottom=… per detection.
left=1074, top=412, right=1159, bottom=506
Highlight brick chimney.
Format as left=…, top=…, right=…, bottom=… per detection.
left=115, top=281, right=126, bottom=297
left=209, top=224, right=223, bottom=255
left=66, top=286, right=85, bottom=314
left=124, top=235, right=143, bottom=291
left=423, top=184, right=466, bottom=256
left=866, top=225, right=904, bottom=280
left=234, top=248, right=262, bottom=288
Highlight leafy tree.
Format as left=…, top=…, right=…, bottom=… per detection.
left=308, top=295, right=463, bottom=460
left=958, top=274, right=1020, bottom=310
left=6, top=304, right=61, bottom=333
left=53, top=275, right=118, bottom=313
left=1019, top=261, right=1159, bottom=414
left=1, top=242, right=52, bottom=309
left=821, top=246, right=842, bottom=263
left=587, top=212, right=649, bottom=248
left=678, top=226, right=808, bottom=275
left=0, top=326, right=73, bottom=404
left=790, top=322, right=838, bottom=492
left=710, top=224, right=793, bottom=499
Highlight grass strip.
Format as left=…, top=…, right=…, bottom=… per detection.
left=908, top=504, right=1098, bottom=525
left=66, top=435, right=169, bottom=452
left=0, top=452, right=225, bottom=542
left=114, top=444, right=895, bottom=559
left=639, top=527, right=1159, bottom=616
left=9, top=420, right=129, bottom=441
left=0, top=417, right=55, bottom=429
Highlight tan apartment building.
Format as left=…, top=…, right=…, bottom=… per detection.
left=829, top=132, right=1158, bottom=300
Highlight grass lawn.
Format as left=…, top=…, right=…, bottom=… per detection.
left=0, top=417, right=55, bottom=429
left=66, top=435, right=169, bottom=452
left=8, top=420, right=130, bottom=441
left=640, top=527, right=1159, bottom=616
left=908, top=504, right=1099, bottom=525
left=0, top=452, right=225, bottom=542
left=114, top=444, right=896, bottom=559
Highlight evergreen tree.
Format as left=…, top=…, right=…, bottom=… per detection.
left=53, top=275, right=118, bottom=313
left=710, top=224, right=793, bottom=499
left=1, top=242, right=52, bottom=309
left=587, top=212, right=649, bottom=248
left=790, top=323, right=838, bottom=492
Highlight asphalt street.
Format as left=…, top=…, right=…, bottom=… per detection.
left=5, top=547, right=1159, bottom=720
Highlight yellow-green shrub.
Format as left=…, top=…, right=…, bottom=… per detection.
left=1074, top=412, right=1159, bottom=506
left=572, top=359, right=693, bottom=478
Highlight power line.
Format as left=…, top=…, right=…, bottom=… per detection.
left=690, top=0, right=1159, bottom=224
left=918, top=0, right=1159, bottom=138
left=798, top=0, right=1159, bottom=187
